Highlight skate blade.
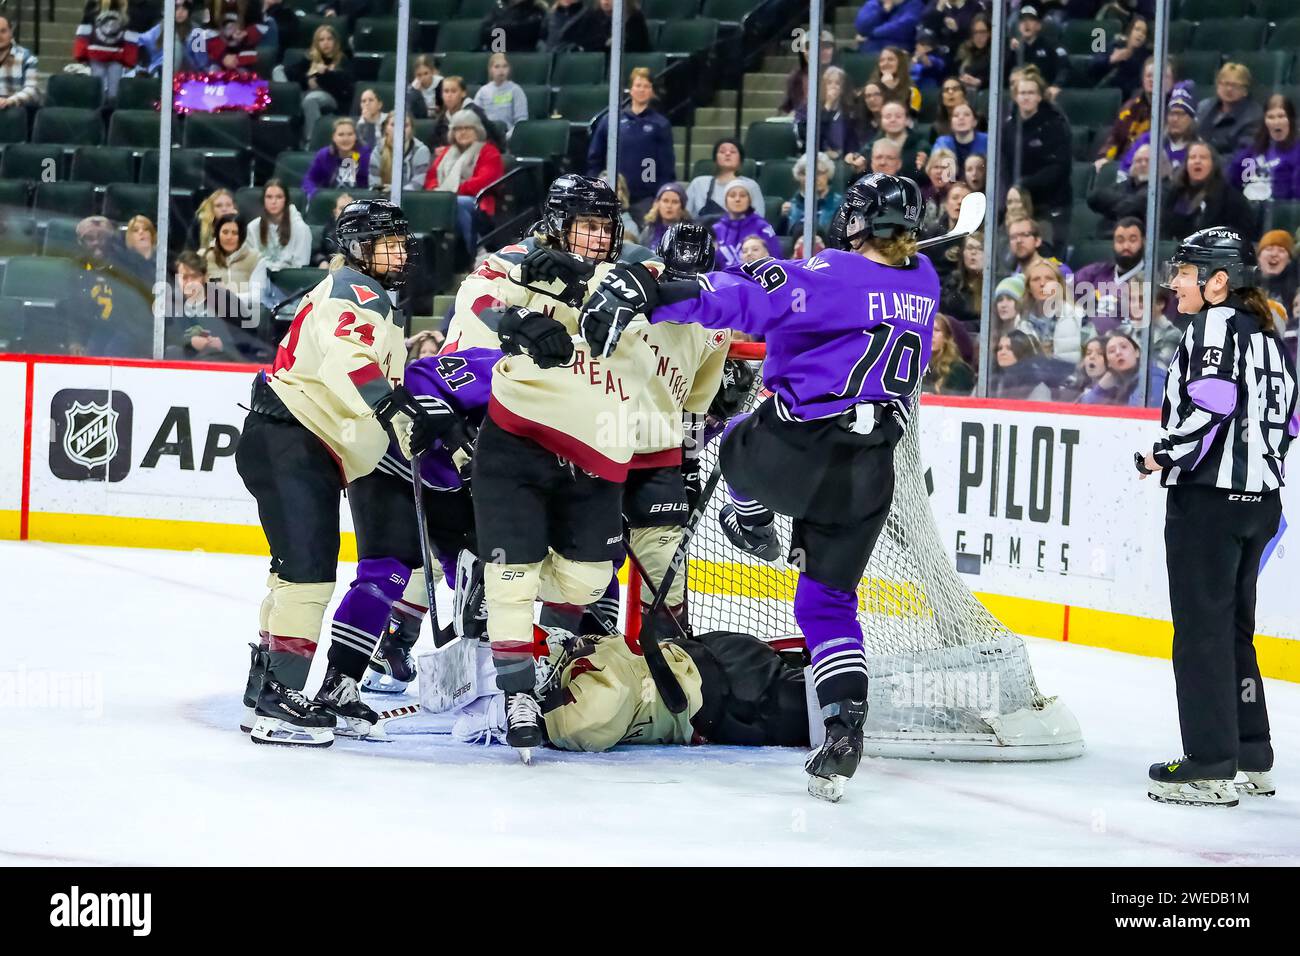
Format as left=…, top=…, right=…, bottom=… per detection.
left=517, top=747, right=533, bottom=765
left=332, top=715, right=391, bottom=741
left=250, top=716, right=334, bottom=748
left=807, top=774, right=846, bottom=803
left=361, top=672, right=410, bottom=694
left=239, top=705, right=256, bottom=734
left=1236, top=772, right=1276, bottom=797
left=1147, top=780, right=1238, bottom=808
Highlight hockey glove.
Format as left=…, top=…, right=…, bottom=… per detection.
left=410, top=396, right=477, bottom=460
left=518, top=246, right=596, bottom=302
left=579, top=263, right=661, bottom=358
left=497, top=305, right=574, bottom=369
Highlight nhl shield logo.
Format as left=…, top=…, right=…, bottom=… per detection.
left=63, top=400, right=119, bottom=468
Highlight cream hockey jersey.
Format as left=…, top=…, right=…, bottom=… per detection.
left=269, top=266, right=407, bottom=481
left=632, top=321, right=731, bottom=467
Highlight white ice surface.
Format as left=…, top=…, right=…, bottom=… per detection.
left=2, top=540, right=1298, bottom=867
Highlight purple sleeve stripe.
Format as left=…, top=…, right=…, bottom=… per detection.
left=1186, top=376, right=1238, bottom=416
left=1189, top=421, right=1225, bottom=472
left=1289, top=411, right=1299, bottom=439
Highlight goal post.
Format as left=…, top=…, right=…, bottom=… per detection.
left=626, top=342, right=1085, bottom=761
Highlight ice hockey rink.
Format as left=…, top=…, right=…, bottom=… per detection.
left=1, top=540, right=1297, bottom=868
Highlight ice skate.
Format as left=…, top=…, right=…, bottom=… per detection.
left=314, top=666, right=380, bottom=738
left=719, top=504, right=783, bottom=562
left=1237, top=744, right=1276, bottom=796
left=1236, top=770, right=1276, bottom=797
left=505, top=691, right=543, bottom=763
left=1147, top=757, right=1239, bottom=807
left=250, top=677, right=335, bottom=747
left=240, top=643, right=269, bottom=733
left=805, top=699, right=867, bottom=803
left=362, top=622, right=418, bottom=694
left=454, top=551, right=488, bottom=641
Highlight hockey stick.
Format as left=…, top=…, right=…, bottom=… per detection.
left=620, top=526, right=691, bottom=714
left=409, top=452, right=454, bottom=650
left=915, top=191, right=987, bottom=252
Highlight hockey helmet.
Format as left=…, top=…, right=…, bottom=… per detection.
left=335, top=199, right=418, bottom=290
left=537, top=174, right=624, bottom=263
left=656, top=222, right=717, bottom=279
left=709, top=358, right=756, bottom=421
left=1160, top=226, right=1258, bottom=291
left=835, top=173, right=923, bottom=247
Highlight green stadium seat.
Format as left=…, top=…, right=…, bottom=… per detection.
left=268, top=267, right=327, bottom=297
left=1, top=256, right=82, bottom=301
left=1070, top=126, right=1095, bottom=162
left=33, top=107, right=104, bottom=146
left=744, top=120, right=797, bottom=161
left=413, top=119, right=439, bottom=148
left=645, top=18, right=664, bottom=48
left=435, top=18, right=484, bottom=52
left=267, top=82, right=304, bottom=120
left=1268, top=20, right=1300, bottom=53
left=0, top=215, right=38, bottom=253
left=519, top=85, right=552, bottom=120
left=1237, top=51, right=1294, bottom=90
left=140, top=149, right=208, bottom=190
left=840, top=53, right=879, bottom=88
left=1070, top=239, right=1113, bottom=271
left=1174, top=51, right=1220, bottom=91
left=1190, top=18, right=1267, bottom=53
left=0, top=143, right=64, bottom=182
left=643, top=0, right=699, bottom=17
left=273, top=150, right=317, bottom=188
left=756, top=158, right=795, bottom=197
left=1179, top=0, right=1250, bottom=18
left=182, top=112, right=251, bottom=152
left=0, top=179, right=29, bottom=207
left=46, top=73, right=105, bottom=110
left=1263, top=201, right=1300, bottom=236
left=1055, top=88, right=1122, bottom=130
left=657, top=19, right=719, bottom=53
left=1061, top=20, right=1120, bottom=56
left=624, top=52, right=669, bottom=80
left=412, top=0, right=458, bottom=18
left=400, top=190, right=457, bottom=235
left=70, top=146, right=136, bottom=186
left=553, top=85, right=611, bottom=125
left=457, top=0, right=496, bottom=16
left=108, top=110, right=161, bottom=148
left=306, top=188, right=377, bottom=225
left=1072, top=202, right=1103, bottom=239
left=552, top=53, right=605, bottom=86
left=1070, top=161, right=1095, bottom=198
left=507, top=52, right=552, bottom=86
left=1258, top=0, right=1296, bottom=17
left=33, top=181, right=97, bottom=220
left=116, top=75, right=161, bottom=111
left=507, top=119, right=570, bottom=165
left=439, top=52, right=491, bottom=84
left=353, top=17, right=402, bottom=53
left=307, top=115, right=338, bottom=151
left=764, top=195, right=784, bottom=228
left=103, top=183, right=160, bottom=223
left=0, top=107, right=27, bottom=144
left=702, top=0, right=756, bottom=23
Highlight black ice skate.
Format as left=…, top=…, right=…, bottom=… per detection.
left=362, top=619, right=418, bottom=694
left=1237, top=743, right=1277, bottom=797
left=805, top=699, right=868, bottom=803
left=250, top=676, right=335, bottom=747
left=505, top=691, right=544, bottom=763
left=241, top=643, right=269, bottom=733
left=719, top=504, right=783, bottom=562
left=314, top=666, right=380, bottom=738
left=1147, top=756, right=1239, bottom=807
left=454, top=552, right=488, bottom=641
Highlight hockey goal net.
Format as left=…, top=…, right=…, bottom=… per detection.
left=666, top=342, right=1084, bottom=760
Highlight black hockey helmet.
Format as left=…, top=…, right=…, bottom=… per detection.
left=537, top=174, right=624, bottom=263
left=709, top=357, right=755, bottom=421
left=836, top=173, right=923, bottom=246
left=826, top=203, right=852, bottom=251
left=1160, top=226, right=1258, bottom=291
left=336, top=198, right=418, bottom=290
left=656, top=222, right=717, bottom=279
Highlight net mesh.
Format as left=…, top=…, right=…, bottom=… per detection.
left=687, top=352, right=1059, bottom=749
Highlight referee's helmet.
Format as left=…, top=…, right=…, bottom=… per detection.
left=1161, top=226, right=1258, bottom=291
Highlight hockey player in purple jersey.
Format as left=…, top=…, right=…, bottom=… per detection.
left=579, top=173, right=940, bottom=801
left=306, top=348, right=493, bottom=733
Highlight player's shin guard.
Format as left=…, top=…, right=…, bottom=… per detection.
left=483, top=561, right=544, bottom=694
left=328, top=558, right=410, bottom=679
left=538, top=553, right=614, bottom=637
left=579, top=577, right=621, bottom=636
left=265, top=579, right=335, bottom=690
left=630, top=525, right=689, bottom=639
left=364, top=573, right=428, bottom=693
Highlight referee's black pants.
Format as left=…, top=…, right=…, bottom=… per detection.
left=1165, top=485, right=1281, bottom=771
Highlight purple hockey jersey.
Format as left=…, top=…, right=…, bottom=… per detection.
left=373, top=346, right=498, bottom=490
left=653, top=251, right=941, bottom=420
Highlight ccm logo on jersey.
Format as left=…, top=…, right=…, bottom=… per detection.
left=350, top=284, right=381, bottom=305
left=1228, top=494, right=1263, bottom=502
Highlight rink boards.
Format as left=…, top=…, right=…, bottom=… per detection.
left=2, top=353, right=1297, bottom=681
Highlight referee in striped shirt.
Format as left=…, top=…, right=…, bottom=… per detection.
left=1138, top=227, right=1298, bottom=808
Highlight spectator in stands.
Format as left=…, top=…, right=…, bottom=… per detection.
left=864, top=137, right=902, bottom=175
left=355, top=88, right=387, bottom=150
left=870, top=46, right=920, bottom=113
left=875, top=101, right=927, bottom=172
left=426, top=109, right=504, bottom=259
left=1022, top=258, right=1086, bottom=361
left=1005, top=190, right=1057, bottom=260
left=123, top=214, right=156, bottom=272
left=954, top=11, right=991, bottom=95
left=1005, top=214, right=1044, bottom=275
left=577, top=0, right=651, bottom=56
left=586, top=67, right=675, bottom=219
left=1060, top=337, right=1107, bottom=402
left=1000, top=67, right=1072, bottom=238
left=1085, top=148, right=1148, bottom=238
left=921, top=0, right=982, bottom=65
left=924, top=180, right=969, bottom=276
left=479, top=0, right=547, bottom=53
left=991, top=328, right=1070, bottom=401
left=780, top=28, right=835, bottom=116
left=1004, top=4, right=1067, bottom=99
left=796, top=66, right=860, bottom=162
left=165, top=252, right=270, bottom=362
left=74, top=0, right=142, bottom=99
left=203, top=0, right=266, bottom=71
left=1231, top=95, right=1300, bottom=209
left=1120, top=83, right=1196, bottom=174
left=1077, top=331, right=1163, bottom=407
left=854, top=0, right=924, bottom=55
left=137, top=1, right=201, bottom=77
left=844, top=82, right=885, bottom=158
left=923, top=313, right=975, bottom=395
left=474, top=54, right=528, bottom=135
left=1097, top=55, right=1172, bottom=164
left=614, top=174, right=641, bottom=240
left=713, top=179, right=779, bottom=268
left=964, top=153, right=985, bottom=192
left=371, top=114, right=431, bottom=192
left=1095, top=14, right=1149, bottom=99
left=245, top=179, right=311, bottom=271
left=1074, top=217, right=1145, bottom=335
left=638, top=182, right=689, bottom=249
left=303, top=117, right=370, bottom=199
left=194, top=188, right=236, bottom=251
left=940, top=231, right=984, bottom=331
left=911, top=28, right=946, bottom=93
left=793, top=233, right=826, bottom=258
left=261, top=0, right=297, bottom=59
left=313, top=191, right=353, bottom=267
left=1257, top=230, right=1298, bottom=314
left=279, top=23, right=354, bottom=146
left=71, top=215, right=152, bottom=358
left=1196, top=63, right=1264, bottom=159
left=406, top=329, right=445, bottom=363
left=739, top=236, right=769, bottom=265
left=933, top=102, right=987, bottom=172
left=1161, top=140, right=1255, bottom=241
left=931, top=78, right=969, bottom=141
left=205, top=214, right=260, bottom=303
left=433, top=76, right=506, bottom=151
left=544, top=0, right=590, bottom=52
left=0, top=15, right=39, bottom=112
left=784, top=151, right=842, bottom=237
left=991, top=273, right=1029, bottom=340
left=685, top=138, right=764, bottom=219
left=920, top=147, right=958, bottom=214
left=409, top=55, right=442, bottom=120
left=1121, top=281, right=1182, bottom=371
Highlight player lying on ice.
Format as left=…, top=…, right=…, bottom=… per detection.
left=578, top=173, right=942, bottom=801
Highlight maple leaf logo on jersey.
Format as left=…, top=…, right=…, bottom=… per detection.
left=707, top=329, right=727, bottom=350
left=350, top=284, right=380, bottom=305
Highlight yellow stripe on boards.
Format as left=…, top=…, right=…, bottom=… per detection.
left=0, top=509, right=21, bottom=540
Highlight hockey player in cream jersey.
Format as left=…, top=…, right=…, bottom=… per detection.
left=235, top=200, right=459, bottom=747
left=445, top=174, right=667, bottom=757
